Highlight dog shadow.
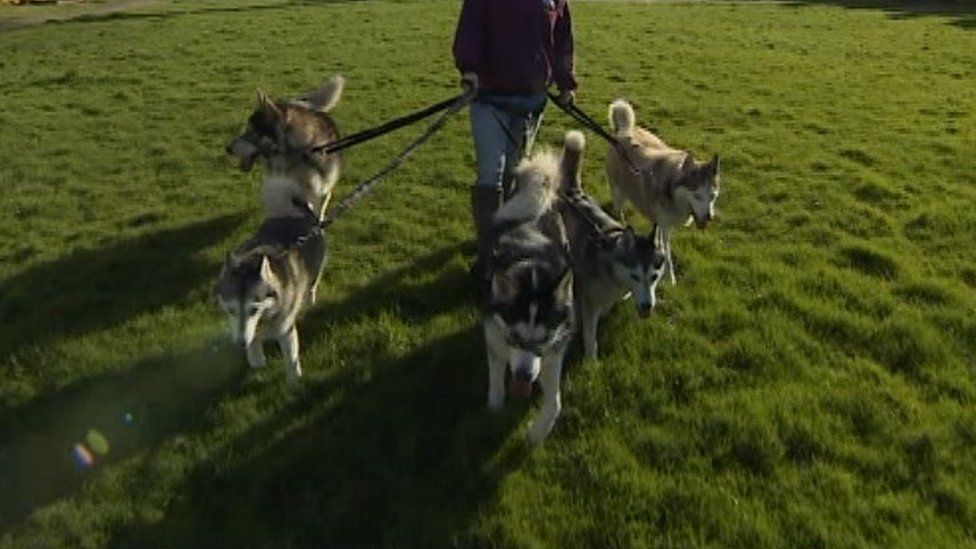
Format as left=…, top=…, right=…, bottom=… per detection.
left=306, top=241, right=473, bottom=328
left=6, top=0, right=366, bottom=30
left=109, top=246, right=534, bottom=547
left=0, top=213, right=246, bottom=361
left=0, top=339, right=247, bottom=531
left=112, top=328, right=531, bottom=548
left=783, top=0, right=976, bottom=31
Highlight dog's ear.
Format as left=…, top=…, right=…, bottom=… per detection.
left=555, top=268, right=573, bottom=301
left=681, top=154, right=696, bottom=173
left=707, top=154, right=720, bottom=175
left=617, top=226, right=636, bottom=250
left=255, top=89, right=283, bottom=119
left=490, top=271, right=517, bottom=304
left=259, top=256, right=274, bottom=283
left=215, top=253, right=234, bottom=297
left=224, top=251, right=242, bottom=270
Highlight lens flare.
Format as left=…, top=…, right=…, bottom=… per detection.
left=71, top=444, right=95, bottom=470
left=85, top=430, right=110, bottom=456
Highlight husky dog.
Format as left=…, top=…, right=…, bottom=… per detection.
left=226, top=75, right=345, bottom=219
left=482, top=141, right=575, bottom=445
left=605, top=99, right=721, bottom=284
left=558, top=131, right=666, bottom=360
left=214, top=204, right=326, bottom=384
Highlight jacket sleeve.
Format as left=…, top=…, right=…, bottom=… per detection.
left=452, top=0, right=485, bottom=74
left=552, top=1, right=577, bottom=91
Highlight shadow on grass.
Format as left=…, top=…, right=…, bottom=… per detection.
left=110, top=245, right=533, bottom=547
left=307, top=241, right=473, bottom=328
left=30, top=0, right=363, bottom=27
left=115, top=330, right=530, bottom=547
left=0, top=339, right=247, bottom=532
left=785, top=0, right=976, bottom=31
left=0, top=213, right=246, bottom=362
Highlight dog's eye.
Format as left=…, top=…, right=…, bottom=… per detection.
left=248, top=305, right=261, bottom=316
left=631, top=273, right=640, bottom=282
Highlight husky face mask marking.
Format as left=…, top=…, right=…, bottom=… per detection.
left=674, top=154, right=721, bottom=229
left=225, top=90, right=337, bottom=174
left=605, top=228, right=667, bottom=319
left=488, top=265, right=573, bottom=383
left=215, top=255, right=280, bottom=347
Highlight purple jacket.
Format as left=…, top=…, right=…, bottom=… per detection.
left=452, top=0, right=577, bottom=95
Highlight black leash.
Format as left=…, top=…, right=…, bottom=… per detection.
left=319, top=92, right=474, bottom=228
left=309, top=94, right=465, bottom=156
left=558, top=189, right=617, bottom=240
left=547, top=94, right=644, bottom=176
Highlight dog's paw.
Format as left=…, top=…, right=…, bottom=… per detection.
left=487, top=394, right=505, bottom=412
left=583, top=341, right=599, bottom=362
left=527, top=423, right=551, bottom=446
left=246, top=347, right=266, bottom=369
left=285, top=362, right=303, bottom=386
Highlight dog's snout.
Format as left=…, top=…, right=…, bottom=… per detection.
left=636, top=302, right=652, bottom=319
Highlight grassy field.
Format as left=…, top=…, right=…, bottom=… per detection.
left=1, top=0, right=975, bottom=546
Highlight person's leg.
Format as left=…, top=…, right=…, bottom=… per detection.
left=469, top=101, right=511, bottom=278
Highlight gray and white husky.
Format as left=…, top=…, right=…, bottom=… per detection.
left=482, top=140, right=575, bottom=445
left=605, top=99, right=721, bottom=284
left=214, top=204, right=326, bottom=384
left=226, top=75, right=345, bottom=219
left=558, top=131, right=666, bottom=360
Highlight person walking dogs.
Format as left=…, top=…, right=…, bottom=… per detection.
left=453, top=0, right=578, bottom=278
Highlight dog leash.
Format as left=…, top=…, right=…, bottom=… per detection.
left=319, top=91, right=474, bottom=228
left=558, top=189, right=616, bottom=240
left=308, top=94, right=467, bottom=156
left=547, top=94, right=644, bottom=176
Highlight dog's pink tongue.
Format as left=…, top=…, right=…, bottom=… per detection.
left=509, top=377, right=533, bottom=399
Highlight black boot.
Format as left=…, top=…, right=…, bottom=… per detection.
left=470, top=185, right=503, bottom=284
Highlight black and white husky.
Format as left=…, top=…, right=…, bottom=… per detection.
left=214, top=204, right=326, bottom=385
left=482, top=139, right=576, bottom=445
left=558, top=131, right=666, bottom=360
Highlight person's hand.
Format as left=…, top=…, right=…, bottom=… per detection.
left=557, top=89, right=576, bottom=106
left=460, top=72, right=479, bottom=94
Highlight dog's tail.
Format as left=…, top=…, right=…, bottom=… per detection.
left=608, top=99, right=636, bottom=137
left=495, top=150, right=560, bottom=225
left=560, top=130, right=585, bottom=192
left=306, top=74, right=345, bottom=112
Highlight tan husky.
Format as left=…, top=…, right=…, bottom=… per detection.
left=605, top=99, right=721, bottom=284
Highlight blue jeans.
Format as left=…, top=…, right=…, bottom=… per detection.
left=469, top=92, right=547, bottom=188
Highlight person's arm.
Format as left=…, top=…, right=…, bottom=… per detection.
left=552, top=1, right=577, bottom=94
left=453, top=0, right=485, bottom=78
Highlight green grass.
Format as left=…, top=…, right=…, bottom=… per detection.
left=1, top=0, right=976, bottom=546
